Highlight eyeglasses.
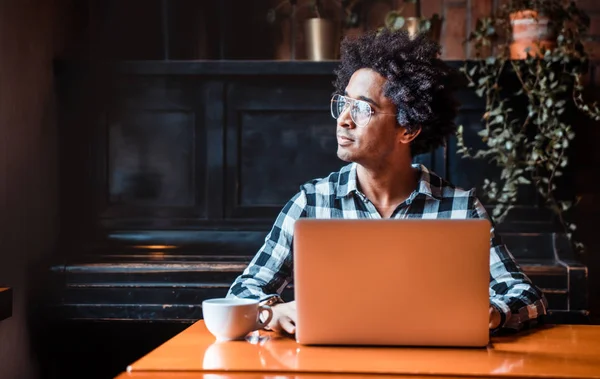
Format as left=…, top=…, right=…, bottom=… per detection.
left=330, top=94, right=396, bottom=127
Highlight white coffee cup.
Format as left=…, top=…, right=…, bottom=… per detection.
left=202, top=298, right=274, bottom=341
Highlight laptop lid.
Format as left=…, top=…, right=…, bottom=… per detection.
left=293, top=218, right=491, bottom=347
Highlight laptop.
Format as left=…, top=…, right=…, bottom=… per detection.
left=292, top=218, right=492, bottom=347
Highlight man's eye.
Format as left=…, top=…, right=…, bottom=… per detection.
left=356, top=101, right=370, bottom=114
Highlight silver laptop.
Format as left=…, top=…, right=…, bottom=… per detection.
left=293, top=218, right=491, bottom=347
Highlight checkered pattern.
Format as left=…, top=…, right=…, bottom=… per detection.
left=227, top=163, right=548, bottom=332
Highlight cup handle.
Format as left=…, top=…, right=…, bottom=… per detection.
left=256, top=305, right=273, bottom=329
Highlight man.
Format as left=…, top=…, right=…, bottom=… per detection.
left=226, top=29, right=547, bottom=336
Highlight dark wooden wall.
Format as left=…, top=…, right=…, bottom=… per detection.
left=0, top=1, right=65, bottom=379
left=50, top=56, right=588, bottom=318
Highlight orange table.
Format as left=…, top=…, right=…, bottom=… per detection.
left=116, top=374, right=475, bottom=379
left=120, top=320, right=600, bottom=379
left=116, top=374, right=480, bottom=379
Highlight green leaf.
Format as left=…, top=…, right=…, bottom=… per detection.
left=469, top=65, right=477, bottom=77
left=517, top=176, right=531, bottom=184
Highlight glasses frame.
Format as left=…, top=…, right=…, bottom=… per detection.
left=330, top=94, right=396, bottom=127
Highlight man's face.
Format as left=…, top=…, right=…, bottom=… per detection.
left=335, top=68, right=406, bottom=166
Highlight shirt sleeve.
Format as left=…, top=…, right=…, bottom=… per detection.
left=471, top=196, right=549, bottom=333
left=226, top=190, right=308, bottom=302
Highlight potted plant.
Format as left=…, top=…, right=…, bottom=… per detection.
left=267, top=0, right=362, bottom=60
left=382, top=0, right=443, bottom=43
left=304, top=0, right=337, bottom=60
left=456, top=0, right=600, bottom=251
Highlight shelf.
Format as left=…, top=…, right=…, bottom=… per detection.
left=56, top=60, right=342, bottom=76
left=53, top=59, right=475, bottom=77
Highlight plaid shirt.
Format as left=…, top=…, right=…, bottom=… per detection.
left=227, top=163, right=548, bottom=332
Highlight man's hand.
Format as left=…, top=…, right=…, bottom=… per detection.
left=266, top=301, right=297, bottom=335
left=489, top=305, right=501, bottom=330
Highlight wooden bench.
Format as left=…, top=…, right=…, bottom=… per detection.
left=44, top=230, right=588, bottom=324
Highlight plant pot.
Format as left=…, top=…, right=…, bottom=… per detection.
left=304, top=18, right=336, bottom=61
left=509, top=10, right=556, bottom=59
left=402, top=17, right=421, bottom=37
left=383, top=11, right=443, bottom=44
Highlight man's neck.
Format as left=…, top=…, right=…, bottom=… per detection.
left=356, top=159, right=419, bottom=209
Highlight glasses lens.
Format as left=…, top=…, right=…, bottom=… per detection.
left=352, top=100, right=371, bottom=127
left=330, top=95, right=372, bottom=127
left=330, top=95, right=347, bottom=120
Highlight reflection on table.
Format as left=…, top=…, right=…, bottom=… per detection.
left=124, top=321, right=600, bottom=379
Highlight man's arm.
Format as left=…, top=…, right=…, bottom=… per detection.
left=226, top=190, right=307, bottom=302
left=472, top=197, right=548, bottom=333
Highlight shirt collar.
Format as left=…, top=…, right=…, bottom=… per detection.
left=335, top=163, right=359, bottom=199
left=414, top=163, right=443, bottom=201
left=336, top=163, right=443, bottom=201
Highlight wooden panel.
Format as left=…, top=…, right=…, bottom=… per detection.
left=447, top=108, right=494, bottom=191
left=204, top=81, right=226, bottom=219
left=225, top=77, right=337, bottom=219
left=238, top=111, right=339, bottom=207
left=91, top=76, right=213, bottom=224
left=107, top=111, right=195, bottom=207
left=441, top=1, right=467, bottom=59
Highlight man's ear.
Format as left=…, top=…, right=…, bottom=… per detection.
left=398, top=126, right=421, bottom=144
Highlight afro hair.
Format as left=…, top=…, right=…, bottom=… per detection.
left=333, top=28, right=461, bottom=157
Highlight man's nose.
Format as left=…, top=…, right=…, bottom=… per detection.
left=337, top=106, right=354, bottom=129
